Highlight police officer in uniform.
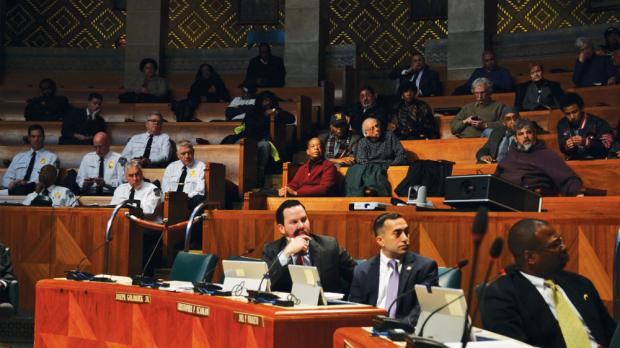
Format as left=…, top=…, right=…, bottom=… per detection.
left=2, top=124, right=59, bottom=195
left=162, top=140, right=205, bottom=205
left=77, top=132, right=124, bottom=195
left=22, top=165, right=77, bottom=207
left=121, top=112, right=171, bottom=168
left=110, top=159, right=162, bottom=219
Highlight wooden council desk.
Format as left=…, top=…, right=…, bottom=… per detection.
left=35, top=279, right=384, bottom=347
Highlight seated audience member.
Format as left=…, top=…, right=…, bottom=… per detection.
left=225, top=81, right=257, bottom=121
left=610, top=121, right=620, bottom=158
left=600, top=27, right=620, bottom=75
left=0, top=243, right=16, bottom=318
left=278, top=138, right=337, bottom=197
left=455, top=51, right=515, bottom=94
left=23, top=165, right=77, bottom=207
left=496, top=119, right=583, bottom=196
left=60, top=93, right=106, bottom=145
left=76, top=132, right=124, bottom=196
left=262, top=200, right=356, bottom=292
left=318, top=113, right=361, bottom=167
left=350, top=86, right=388, bottom=135
left=481, top=219, right=616, bottom=348
left=245, top=43, right=285, bottom=88
left=173, top=64, right=231, bottom=122
left=515, top=63, right=564, bottom=111
left=573, top=37, right=616, bottom=87
left=349, top=213, right=438, bottom=328
left=24, top=78, right=70, bottom=121
left=121, top=112, right=171, bottom=168
left=557, top=93, right=613, bottom=160
left=356, top=118, right=407, bottom=166
left=388, top=53, right=442, bottom=97
left=2, top=124, right=59, bottom=195
left=119, top=58, right=169, bottom=103
left=110, top=160, right=162, bottom=219
left=391, top=83, right=439, bottom=140
left=162, top=140, right=205, bottom=208
left=476, top=107, right=520, bottom=164
left=451, top=78, right=505, bottom=138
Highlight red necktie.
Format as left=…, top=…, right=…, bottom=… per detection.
left=295, top=255, right=305, bottom=265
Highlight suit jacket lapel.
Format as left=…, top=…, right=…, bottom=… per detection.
left=309, top=236, right=321, bottom=273
left=367, top=256, right=380, bottom=305
left=398, top=252, right=415, bottom=295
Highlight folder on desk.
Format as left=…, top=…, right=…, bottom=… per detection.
left=288, top=265, right=327, bottom=305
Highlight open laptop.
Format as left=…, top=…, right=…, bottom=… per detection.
left=288, top=265, right=349, bottom=305
left=414, top=285, right=470, bottom=343
left=221, top=260, right=269, bottom=295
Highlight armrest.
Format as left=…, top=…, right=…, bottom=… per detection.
left=7, top=280, right=18, bottom=312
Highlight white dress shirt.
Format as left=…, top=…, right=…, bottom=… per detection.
left=161, top=159, right=205, bottom=198
left=76, top=151, right=125, bottom=194
left=520, top=271, right=598, bottom=348
left=22, top=185, right=78, bottom=207
left=376, top=250, right=403, bottom=309
left=110, top=181, right=162, bottom=217
left=2, top=148, right=59, bottom=187
left=121, top=132, right=171, bottom=165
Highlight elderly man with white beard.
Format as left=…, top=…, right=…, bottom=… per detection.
left=495, top=119, right=583, bottom=196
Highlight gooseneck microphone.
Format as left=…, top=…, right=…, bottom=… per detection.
left=461, top=206, right=489, bottom=347
left=103, top=200, right=130, bottom=274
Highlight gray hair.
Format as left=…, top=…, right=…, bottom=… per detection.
left=124, top=159, right=143, bottom=171
left=575, top=37, right=592, bottom=49
left=176, top=140, right=194, bottom=151
left=361, top=117, right=379, bottom=137
left=148, top=111, right=164, bottom=120
left=471, top=77, right=493, bottom=93
left=514, top=118, right=536, bottom=133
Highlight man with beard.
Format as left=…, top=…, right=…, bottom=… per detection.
left=496, top=118, right=582, bottom=196
left=557, top=93, right=613, bottom=160
left=349, top=213, right=438, bottom=329
left=514, top=63, right=564, bottom=111
left=350, top=86, right=388, bottom=134
left=481, top=219, right=616, bottom=348
left=476, top=108, right=520, bottom=163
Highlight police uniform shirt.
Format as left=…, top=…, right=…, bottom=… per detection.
left=2, top=148, right=59, bottom=188
left=121, top=132, right=171, bottom=165
left=162, top=159, right=205, bottom=198
left=76, top=151, right=125, bottom=194
left=22, top=185, right=78, bottom=207
left=110, top=181, right=162, bottom=216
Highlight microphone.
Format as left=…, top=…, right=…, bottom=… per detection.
left=103, top=200, right=131, bottom=274
left=461, top=206, right=488, bottom=347
left=66, top=240, right=111, bottom=281
left=374, top=259, right=469, bottom=333
left=465, top=237, right=504, bottom=341
left=132, top=231, right=165, bottom=286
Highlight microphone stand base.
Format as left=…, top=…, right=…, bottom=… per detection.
left=404, top=336, right=449, bottom=348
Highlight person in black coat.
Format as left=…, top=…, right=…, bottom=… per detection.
left=349, top=213, right=438, bottom=330
left=388, top=53, right=442, bottom=97
left=24, top=78, right=70, bottom=121
left=60, top=93, right=106, bottom=145
left=350, top=86, right=388, bottom=134
left=481, top=219, right=616, bottom=348
left=245, top=43, right=286, bottom=88
left=514, top=63, right=564, bottom=111
left=391, top=83, right=439, bottom=140
left=173, top=64, right=231, bottom=121
left=262, top=200, right=356, bottom=293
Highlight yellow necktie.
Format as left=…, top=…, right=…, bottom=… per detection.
left=544, top=279, right=591, bottom=348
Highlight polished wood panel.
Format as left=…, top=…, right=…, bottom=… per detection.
left=0, top=206, right=142, bottom=311
left=35, top=279, right=383, bottom=347
left=333, top=327, right=398, bottom=347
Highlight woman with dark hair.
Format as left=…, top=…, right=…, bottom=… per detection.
left=172, top=64, right=231, bottom=121
left=119, top=58, right=169, bottom=103
left=391, top=83, right=438, bottom=140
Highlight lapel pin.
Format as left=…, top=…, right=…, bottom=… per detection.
left=583, top=293, right=589, bottom=301
left=406, top=266, right=412, bottom=271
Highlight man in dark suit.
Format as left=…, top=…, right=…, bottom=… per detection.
left=60, top=93, right=107, bottom=145
left=388, top=53, right=443, bottom=97
left=475, top=107, right=520, bottom=163
left=481, top=219, right=616, bottom=348
left=514, top=63, right=564, bottom=112
left=0, top=243, right=16, bottom=318
left=262, top=200, right=357, bottom=293
left=349, top=213, right=438, bottom=329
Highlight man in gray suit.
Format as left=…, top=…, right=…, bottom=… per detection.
left=349, top=213, right=438, bottom=329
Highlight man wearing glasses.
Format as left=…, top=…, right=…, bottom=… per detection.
left=121, top=112, right=171, bottom=168
left=481, top=219, right=615, bottom=348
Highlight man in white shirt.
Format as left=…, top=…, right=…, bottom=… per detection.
left=22, top=165, right=77, bottom=207
left=121, top=112, right=171, bottom=168
left=76, top=132, right=124, bottom=195
left=481, top=219, right=616, bottom=348
left=110, top=159, right=162, bottom=219
left=2, top=124, right=59, bottom=195
left=348, top=213, right=438, bottom=330
left=162, top=140, right=205, bottom=205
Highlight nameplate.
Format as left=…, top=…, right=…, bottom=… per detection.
left=177, top=302, right=210, bottom=317
left=234, top=312, right=264, bottom=327
left=115, top=292, right=151, bottom=304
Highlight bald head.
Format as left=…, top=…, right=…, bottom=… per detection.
left=508, top=219, right=549, bottom=266
left=39, top=164, right=58, bottom=187
left=93, top=132, right=110, bottom=157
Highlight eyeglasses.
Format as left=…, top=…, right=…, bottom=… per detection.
left=538, top=235, right=564, bottom=251
left=147, top=119, right=163, bottom=124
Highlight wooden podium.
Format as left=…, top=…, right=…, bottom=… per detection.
left=35, top=279, right=383, bottom=347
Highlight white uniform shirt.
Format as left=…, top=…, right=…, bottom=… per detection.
left=162, top=159, right=205, bottom=198
left=121, top=132, right=171, bottom=165
left=76, top=151, right=125, bottom=194
left=110, top=181, right=162, bottom=217
left=22, top=185, right=78, bottom=207
left=376, top=250, right=403, bottom=309
left=2, top=148, right=59, bottom=187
